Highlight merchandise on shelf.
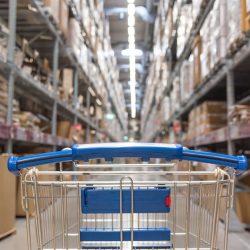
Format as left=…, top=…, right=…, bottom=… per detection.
left=229, top=104, right=250, bottom=124
left=176, top=3, right=193, bottom=58
left=57, top=120, right=71, bottom=138
left=192, top=35, right=202, bottom=88
left=227, top=0, right=244, bottom=50
left=160, top=96, right=170, bottom=123
left=180, top=56, right=193, bottom=103
left=13, top=111, right=41, bottom=131
left=171, top=77, right=181, bottom=114
left=69, top=123, right=85, bottom=143
left=67, top=18, right=83, bottom=60
left=200, top=12, right=211, bottom=80
left=60, top=68, right=74, bottom=102
left=187, top=101, right=227, bottom=139
left=43, top=0, right=60, bottom=24
left=209, top=0, right=227, bottom=69
left=59, top=0, right=69, bottom=38
left=0, top=23, right=8, bottom=61
left=192, top=0, right=203, bottom=21
left=161, top=3, right=172, bottom=53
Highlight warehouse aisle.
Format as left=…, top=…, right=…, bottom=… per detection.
left=0, top=218, right=250, bottom=250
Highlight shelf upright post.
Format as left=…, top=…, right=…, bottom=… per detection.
left=86, top=89, right=91, bottom=143
left=6, top=0, right=17, bottom=153
left=73, top=67, right=79, bottom=124
left=226, top=59, right=235, bottom=155
left=52, top=37, right=59, bottom=150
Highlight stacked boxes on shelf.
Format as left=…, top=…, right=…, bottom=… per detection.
left=73, top=0, right=127, bottom=133
left=57, top=121, right=85, bottom=143
left=1, top=0, right=126, bottom=142
left=186, top=101, right=227, bottom=140
left=142, top=0, right=250, bottom=139
left=228, top=105, right=250, bottom=124
left=192, top=35, right=202, bottom=88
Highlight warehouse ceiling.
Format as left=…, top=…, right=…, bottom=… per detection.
left=104, top=0, right=157, bottom=137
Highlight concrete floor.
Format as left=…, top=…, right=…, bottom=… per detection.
left=0, top=218, right=250, bottom=249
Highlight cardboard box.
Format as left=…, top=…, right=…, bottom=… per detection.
left=68, top=124, right=85, bottom=143
left=192, top=35, right=202, bottom=88
left=235, top=191, right=250, bottom=224
left=0, top=154, right=16, bottom=238
left=200, top=101, right=227, bottom=114
left=61, top=68, right=73, bottom=101
left=57, top=120, right=71, bottom=138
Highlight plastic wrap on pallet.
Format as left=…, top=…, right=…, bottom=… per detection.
left=226, top=0, right=242, bottom=50
left=192, top=0, right=203, bottom=21
left=180, top=56, right=193, bottom=103
left=200, top=13, right=211, bottom=80
left=161, top=96, right=170, bottom=123
left=210, top=0, right=227, bottom=69
left=67, top=18, right=82, bottom=59
left=177, top=3, right=193, bottom=58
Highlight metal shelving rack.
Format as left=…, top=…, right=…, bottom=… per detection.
left=143, top=0, right=250, bottom=155
left=68, top=0, right=127, bottom=132
left=1, top=0, right=122, bottom=153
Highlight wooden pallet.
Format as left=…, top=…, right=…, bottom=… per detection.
left=0, top=227, right=16, bottom=240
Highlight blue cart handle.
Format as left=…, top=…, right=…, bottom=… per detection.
left=8, top=143, right=247, bottom=175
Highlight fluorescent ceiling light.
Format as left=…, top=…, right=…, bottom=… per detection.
left=128, top=15, right=135, bottom=26
left=128, top=81, right=137, bottom=86
left=121, top=48, right=143, bottom=57
left=130, top=83, right=136, bottom=118
left=130, top=71, right=136, bottom=82
left=129, top=43, right=135, bottom=50
left=128, top=4, right=135, bottom=16
left=128, top=26, right=135, bottom=36
left=127, top=1, right=137, bottom=119
left=128, top=35, right=135, bottom=43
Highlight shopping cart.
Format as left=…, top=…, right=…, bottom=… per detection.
left=8, top=143, right=247, bottom=250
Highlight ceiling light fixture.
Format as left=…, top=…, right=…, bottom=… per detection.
left=127, top=2, right=136, bottom=119
left=128, top=3, right=135, bottom=15
left=128, top=15, right=135, bottom=26
left=128, top=35, right=135, bottom=44
left=128, top=26, right=135, bottom=36
left=121, top=48, right=143, bottom=57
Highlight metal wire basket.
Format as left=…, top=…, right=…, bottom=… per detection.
left=8, top=143, right=247, bottom=250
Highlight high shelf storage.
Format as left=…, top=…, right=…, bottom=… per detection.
left=141, top=0, right=250, bottom=157
left=0, top=0, right=127, bottom=153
